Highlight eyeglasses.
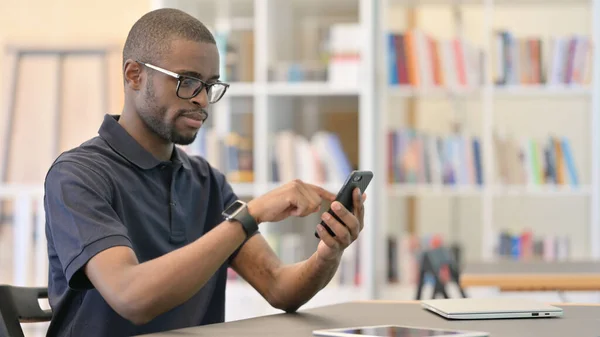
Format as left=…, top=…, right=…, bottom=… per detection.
left=137, top=61, right=229, bottom=104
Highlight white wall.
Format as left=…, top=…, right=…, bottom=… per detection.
left=0, top=0, right=151, bottom=184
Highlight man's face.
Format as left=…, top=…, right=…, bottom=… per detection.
left=137, top=39, right=220, bottom=145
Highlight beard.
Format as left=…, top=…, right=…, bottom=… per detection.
left=138, top=78, right=199, bottom=146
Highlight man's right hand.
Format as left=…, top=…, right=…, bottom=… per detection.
left=247, top=180, right=336, bottom=224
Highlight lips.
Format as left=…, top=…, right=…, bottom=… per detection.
left=180, top=110, right=205, bottom=120
left=181, top=116, right=202, bottom=129
left=179, top=112, right=204, bottom=129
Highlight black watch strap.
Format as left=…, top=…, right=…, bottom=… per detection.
left=232, top=205, right=258, bottom=237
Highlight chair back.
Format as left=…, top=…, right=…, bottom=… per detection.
left=415, top=246, right=467, bottom=300
left=0, top=285, right=52, bottom=337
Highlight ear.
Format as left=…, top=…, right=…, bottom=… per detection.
left=123, top=59, right=144, bottom=90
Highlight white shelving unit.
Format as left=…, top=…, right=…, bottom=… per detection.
left=151, top=0, right=380, bottom=321
left=377, top=0, right=600, bottom=298
left=151, top=0, right=600, bottom=317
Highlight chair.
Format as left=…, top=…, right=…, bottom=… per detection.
left=0, top=285, right=52, bottom=337
left=415, top=246, right=468, bottom=300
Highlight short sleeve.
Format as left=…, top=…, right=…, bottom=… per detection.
left=44, top=160, right=132, bottom=290
left=219, top=174, right=259, bottom=265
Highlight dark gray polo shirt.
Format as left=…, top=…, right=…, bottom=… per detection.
left=43, top=114, right=255, bottom=337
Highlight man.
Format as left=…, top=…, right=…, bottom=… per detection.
left=43, top=8, right=366, bottom=337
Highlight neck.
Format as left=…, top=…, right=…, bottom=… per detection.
left=118, top=108, right=173, bottom=162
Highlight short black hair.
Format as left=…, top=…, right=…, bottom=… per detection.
left=122, top=8, right=216, bottom=67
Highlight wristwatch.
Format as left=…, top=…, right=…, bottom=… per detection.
left=222, top=200, right=258, bottom=237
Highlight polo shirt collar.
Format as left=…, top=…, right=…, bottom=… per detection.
left=174, top=146, right=192, bottom=171
left=98, top=114, right=192, bottom=171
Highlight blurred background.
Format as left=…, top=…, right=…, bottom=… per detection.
left=1, top=0, right=599, bottom=336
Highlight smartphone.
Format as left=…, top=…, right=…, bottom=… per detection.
left=315, top=170, right=373, bottom=239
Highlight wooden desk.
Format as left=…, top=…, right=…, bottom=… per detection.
left=460, top=260, right=600, bottom=291
left=139, top=300, right=600, bottom=337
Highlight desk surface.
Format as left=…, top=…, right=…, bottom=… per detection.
left=140, top=301, right=600, bottom=337
left=461, top=260, right=600, bottom=290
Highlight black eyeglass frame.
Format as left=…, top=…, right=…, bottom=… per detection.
left=136, top=60, right=230, bottom=103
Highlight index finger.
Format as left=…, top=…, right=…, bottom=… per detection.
left=308, top=184, right=336, bottom=202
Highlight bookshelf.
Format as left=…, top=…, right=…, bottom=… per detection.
left=378, top=0, right=600, bottom=299
left=151, top=0, right=379, bottom=320
left=151, top=0, right=600, bottom=317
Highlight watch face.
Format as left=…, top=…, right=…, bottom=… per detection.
left=223, top=200, right=245, bottom=217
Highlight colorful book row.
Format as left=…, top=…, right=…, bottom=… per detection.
left=387, top=29, right=484, bottom=89
left=387, top=129, right=483, bottom=186
left=495, top=230, right=570, bottom=261
left=493, top=32, right=592, bottom=86
left=179, top=128, right=254, bottom=183
left=270, top=130, right=354, bottom=185
left=495, top=133, right=579, bottom=186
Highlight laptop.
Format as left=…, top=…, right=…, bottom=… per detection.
left=421, top=298, right=563, bottom=320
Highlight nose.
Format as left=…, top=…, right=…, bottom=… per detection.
left=189, top=87, right=209, bottom=109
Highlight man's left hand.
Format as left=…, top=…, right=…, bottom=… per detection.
left=315, top=187, right=366, bottom=262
